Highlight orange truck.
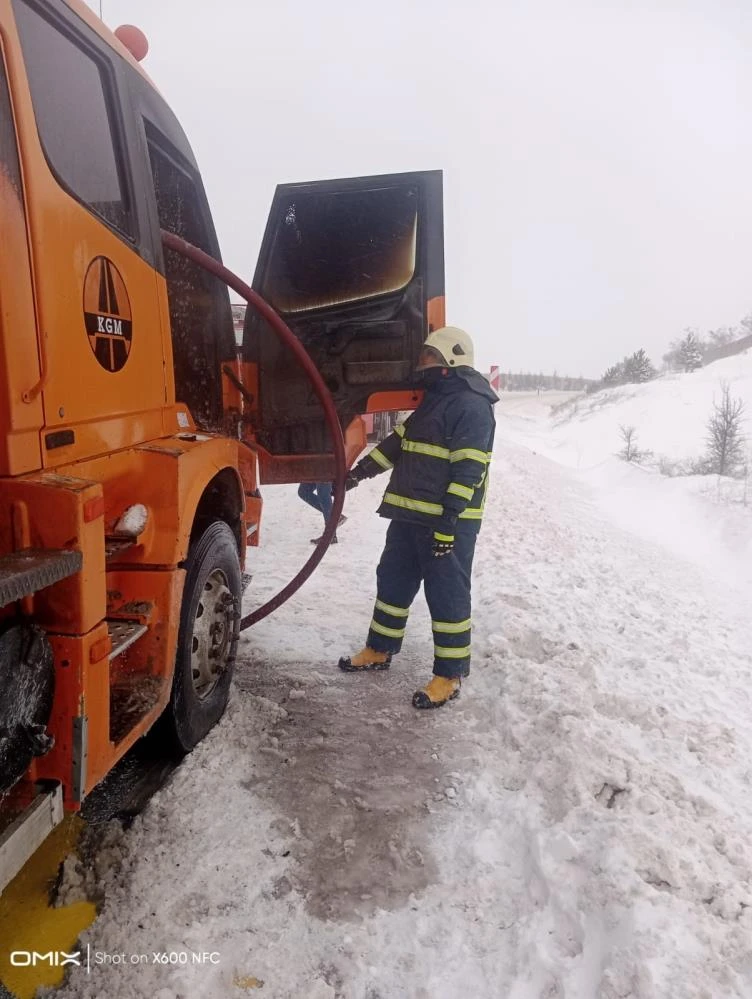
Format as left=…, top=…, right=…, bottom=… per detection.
left=0, top=0, right=444, bottom=888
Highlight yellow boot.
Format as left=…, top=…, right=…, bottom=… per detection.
left=412, top=675, right=461, bottom=709
left=338, top=647, right=392, bottom=672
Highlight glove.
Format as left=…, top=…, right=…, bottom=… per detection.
left=432, top=515, right=457, bottom=558
left=345, top=464, right=369, bottom=491
left=432, top=536, right=454, bottom=558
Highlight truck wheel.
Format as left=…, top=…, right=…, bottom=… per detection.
left=165, top=521, right=241, bottom=753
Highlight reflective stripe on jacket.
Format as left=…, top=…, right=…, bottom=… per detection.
left=358, top=368, right=498, bottom=532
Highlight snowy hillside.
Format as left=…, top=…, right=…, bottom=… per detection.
left=49, top=389, right=752, bottom=999
left=500, top=354, right=752, bottom=588
left=507, top=351, right=752, bottom=470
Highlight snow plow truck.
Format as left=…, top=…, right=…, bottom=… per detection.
left=0, top=0, right=444, bottom=904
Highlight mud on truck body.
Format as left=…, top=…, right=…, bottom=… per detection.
left=0, top=0, right=445, bottom=894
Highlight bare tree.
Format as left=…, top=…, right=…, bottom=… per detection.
left=707, top=325, right=739, bottom=349
left=619, top=425, right=640, bottom=462
left=704, top=381, right=746, bottom=476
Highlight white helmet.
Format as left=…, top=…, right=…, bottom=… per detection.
left=418, top=326, right=475, bottom=369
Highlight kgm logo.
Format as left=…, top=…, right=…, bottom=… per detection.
left=83, top=256, right=133, bottom=373
left=10, top=951, right=82, bottom=967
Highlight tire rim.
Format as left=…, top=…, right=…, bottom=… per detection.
left=191, top=569, right=234, bottom=700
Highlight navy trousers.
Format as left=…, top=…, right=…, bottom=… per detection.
left=366, top=520, right=477, bottom=679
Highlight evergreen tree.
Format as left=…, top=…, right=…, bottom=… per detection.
left=624, top=349, right=656, bottom=383
left=602, top=362, right=625, bottom=385
left=678, top=332, right=703, bottom=372
left=663, top=328, right=703, bottom=371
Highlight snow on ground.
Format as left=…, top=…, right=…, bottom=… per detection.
left=51, top=392, right=752, bottom=999
left=500, top=353, right=752, bottom=589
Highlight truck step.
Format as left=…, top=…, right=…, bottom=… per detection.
left=105, top=537, right=136, bottom=560
left=107, top=619, right=148, bottom=659
left=109, top=675, right=163, bottom=745
left=0, top=781, right=64, bottom=893
left=0, top=548, right=82, bottom=609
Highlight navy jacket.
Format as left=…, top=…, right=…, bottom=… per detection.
left=357, top=368, right=499, bottom=534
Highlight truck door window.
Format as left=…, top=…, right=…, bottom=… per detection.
left=13, top=0, right=132, bottom=236
left=261, top=185, right=418, bottom=314
left=146, top=128, right=231, bottom=429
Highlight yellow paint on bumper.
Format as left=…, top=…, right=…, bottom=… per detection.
left=0, top=817, right=97, bottom=999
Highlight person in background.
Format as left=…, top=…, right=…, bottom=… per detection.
left=298, top=482, right=346, bottom=544
left=339, top=326, right=498, bottom=708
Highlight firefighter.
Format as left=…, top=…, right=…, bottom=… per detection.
left=339, top=327, right=499, bottom=708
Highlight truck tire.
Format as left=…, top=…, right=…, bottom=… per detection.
left=164, top=520, right=241, bottom=753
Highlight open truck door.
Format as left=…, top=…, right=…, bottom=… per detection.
left=241, top=170, right=445, bottom=483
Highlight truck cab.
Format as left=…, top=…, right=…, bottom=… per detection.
left=0, top=0, right=444, bottom=888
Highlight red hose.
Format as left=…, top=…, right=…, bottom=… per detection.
left=160, top=230, right=346, bottom=629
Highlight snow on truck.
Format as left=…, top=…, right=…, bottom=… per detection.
left=0, top=0, right=444, bottom=901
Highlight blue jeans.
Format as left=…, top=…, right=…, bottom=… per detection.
left=298, top=482, right=334, bottom=524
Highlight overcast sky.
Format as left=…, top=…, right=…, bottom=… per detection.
left=86, top=0, right=752, bottom=377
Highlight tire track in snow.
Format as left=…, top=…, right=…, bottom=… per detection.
left=234, top=658, right=452, bottom=921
